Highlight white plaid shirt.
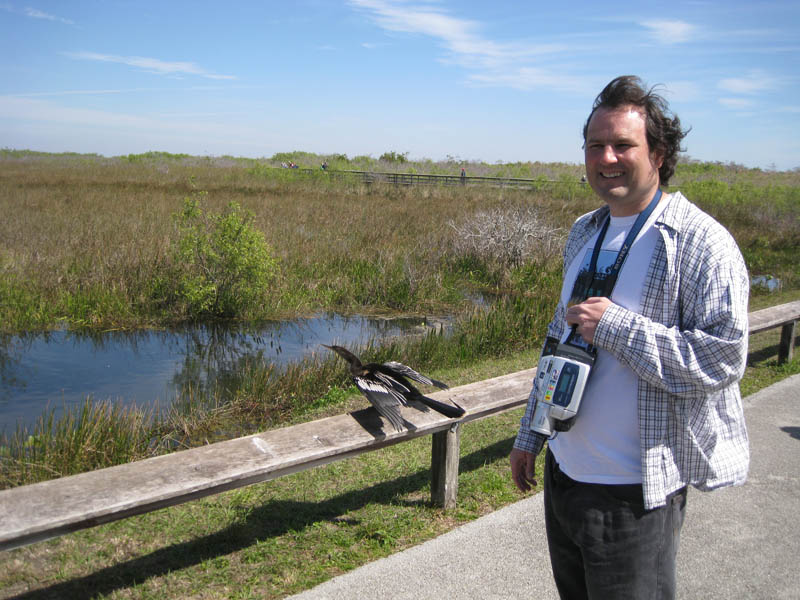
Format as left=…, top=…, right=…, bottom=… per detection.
left=514, top=192, right=750, bottom=509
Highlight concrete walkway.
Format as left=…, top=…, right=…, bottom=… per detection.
left=289, top=374, right=800, bottom=599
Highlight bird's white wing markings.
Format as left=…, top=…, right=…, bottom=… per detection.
left=383, top=361, right=448, bottom=389
left=354, top=377, right=405, bottom=431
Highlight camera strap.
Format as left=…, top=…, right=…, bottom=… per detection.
left=583, top=188, right=662, bottom=301
left=562, top=188, right=662, bottom=350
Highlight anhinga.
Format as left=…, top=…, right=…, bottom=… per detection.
left=323, top=344, right=465, bottom=432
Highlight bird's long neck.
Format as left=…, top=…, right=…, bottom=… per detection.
left=328, top=345, right=363, bottom=370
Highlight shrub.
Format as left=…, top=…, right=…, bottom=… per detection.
left=448, top=205, right=564, bottom=269
left=379, top=151, right=409, bottom=164
left=170, top=193, right=279, bottom=318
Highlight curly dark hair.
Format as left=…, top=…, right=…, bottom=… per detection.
left=582, top=75, right=689, bottom=186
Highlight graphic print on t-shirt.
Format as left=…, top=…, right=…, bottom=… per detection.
left=567, top=247, right=621, bottom=308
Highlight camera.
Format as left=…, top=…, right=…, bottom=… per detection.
left=529, top=329, right=596, bottom=437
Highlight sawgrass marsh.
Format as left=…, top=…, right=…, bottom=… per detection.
left=0, top=150, right=798, bottom=488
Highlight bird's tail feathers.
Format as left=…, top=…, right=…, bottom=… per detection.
left=415, top=395, right=465, bottom=419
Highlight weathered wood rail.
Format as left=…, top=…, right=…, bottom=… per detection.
left=0, top=301, right=798, bottom=552
left=747, top=300, right=799, bottom=364
left=0, top=369, right=535, bottom=552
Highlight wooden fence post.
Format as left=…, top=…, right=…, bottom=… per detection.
left=430, top=423, right=461, bottom=509
left=779, top=320, right=796, bottom=364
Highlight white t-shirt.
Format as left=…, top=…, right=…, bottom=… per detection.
left=549, top=196, right=669, bottom=484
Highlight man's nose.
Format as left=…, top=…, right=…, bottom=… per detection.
left=601, top=145, right=617, bottom=163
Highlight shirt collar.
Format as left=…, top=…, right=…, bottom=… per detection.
left=587, top=190, right=685, bottom=234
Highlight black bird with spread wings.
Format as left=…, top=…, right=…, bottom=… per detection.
left=323, top=344, right=465, bottom=432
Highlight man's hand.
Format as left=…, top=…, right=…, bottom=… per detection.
left=565, top=296, right=612, bottom=344
left=510, top=448, right=538, bottom=493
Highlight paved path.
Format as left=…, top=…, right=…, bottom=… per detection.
left=289, top=374, right=800, bottom=599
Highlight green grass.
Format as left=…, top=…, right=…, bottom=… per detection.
left=1, top=342, right=797, bottom=599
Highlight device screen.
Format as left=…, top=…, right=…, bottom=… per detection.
left=553, top=363, right=579, bottom=407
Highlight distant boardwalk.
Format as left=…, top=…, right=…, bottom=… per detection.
left=289, top=167, right=585, bottom=190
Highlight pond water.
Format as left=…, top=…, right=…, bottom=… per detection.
left=0, top=314, right=449, bottom=433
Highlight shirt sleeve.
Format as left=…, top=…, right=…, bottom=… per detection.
left=514, top=385, right=548, bottom=454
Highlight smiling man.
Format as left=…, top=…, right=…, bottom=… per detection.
left=509, top=76, right=750, bottom=599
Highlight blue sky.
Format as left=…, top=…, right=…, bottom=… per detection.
left=2, top=1, right=799, bottom=169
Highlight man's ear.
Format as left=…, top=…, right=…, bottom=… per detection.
left=651, top=146, right=665, bottom=170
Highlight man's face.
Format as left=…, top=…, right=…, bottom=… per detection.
left=584, top=105, right=663, bottom=216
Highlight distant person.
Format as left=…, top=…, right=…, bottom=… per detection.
left=509, top=75, right=750, bottom=599
left=460, top=167, right=466, bottom=185
left=321, top=161, right=328, bottom=170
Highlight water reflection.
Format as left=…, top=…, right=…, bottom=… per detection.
left=0, top=314, right=449, bottom=431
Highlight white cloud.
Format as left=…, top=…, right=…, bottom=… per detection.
left=8, top=86, right=238, bottom=98
left=63, top=51, right=236, bottom=80
left=0, top=4, right=75, bottom=24
left=639, top=19, right=697, bottom=43
left=719, top=97, right=755, bottom=109
left=0, top=4, right=74, bottom=24
left=24, top=7, right=74, bottom=24
left=348, top=0, right=574, bottom=90
left=0, top=95, right=261, bottom=150
left=718, top=70, right=777, bottom=94
left=0, top=95, right=158, bottom=128
left=469, top=67, right=588, bottom=94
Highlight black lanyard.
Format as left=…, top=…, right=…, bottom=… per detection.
left=581, top=188, right=662, bottom=302
left=563, top=189, right=662, bottom=350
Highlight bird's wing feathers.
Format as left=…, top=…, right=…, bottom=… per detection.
left=353, top=377, right=405, bottom=431
left=382, top=361, right=449, bottom=390
left=372, top=370, right=411, bottom=400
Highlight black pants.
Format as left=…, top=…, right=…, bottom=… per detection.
left=544, top=449, right=687, bottom=600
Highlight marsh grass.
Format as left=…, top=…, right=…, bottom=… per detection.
left=2, top=151, right=796, bottom=331
left=0, top=151, right=798, bottom=489
left=0, top=152, right=599, bottom=331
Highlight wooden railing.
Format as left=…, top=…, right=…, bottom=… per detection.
left=0, top=301, right=797, bottom=552
left=747, top=300, right=799, bottom=364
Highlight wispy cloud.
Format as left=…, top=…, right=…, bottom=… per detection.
left=10, top=88, right=125, bottom=97
left=63, top=51, right=236, bottom=80
left=1, top=4, right=74, bottom=24
left=469, top=67, right=586, bottom=94
left=7, top=86, right=238, bottom=98
left=638, top=19, right=697, bottom=43
left=348, top=0, right=575, bottom=90
left=24, top=6, right=74, bottom=24
left=718, top=70, right=777, bottom=94
left=719, top=97, right=755, bottom=109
